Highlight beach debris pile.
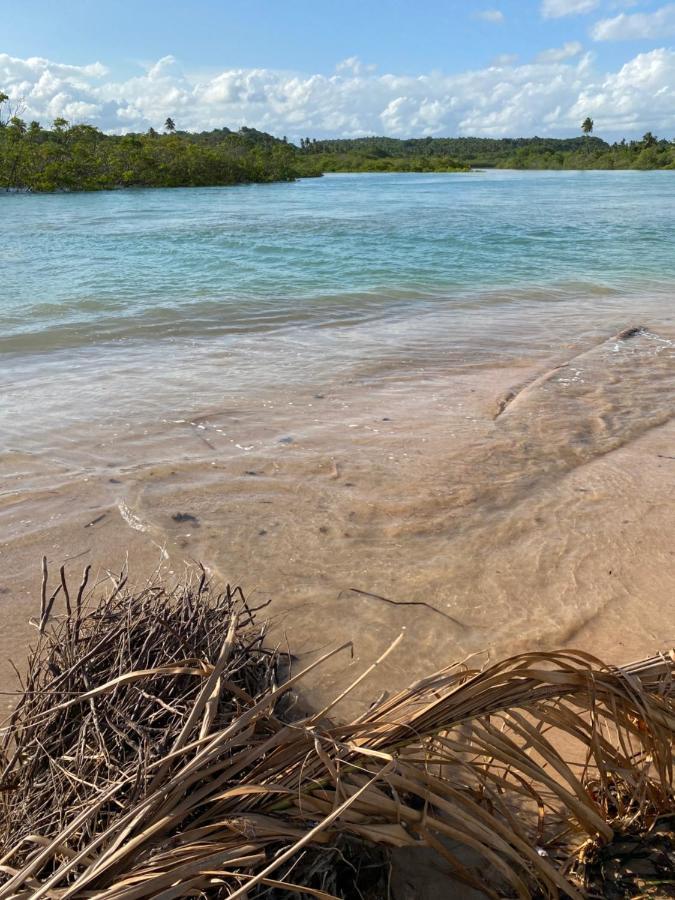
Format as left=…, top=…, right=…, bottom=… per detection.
left=0, top=564, right=674, bottom=898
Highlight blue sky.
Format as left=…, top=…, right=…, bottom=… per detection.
left=0, top=0, right=659, bottom=74
left=1, top=0, right=675, bottom=139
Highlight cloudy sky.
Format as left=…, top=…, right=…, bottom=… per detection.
left=1, top=0, right=675, bottom=140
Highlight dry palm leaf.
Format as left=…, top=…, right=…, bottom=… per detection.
left=0, top=566, right=673, bottom=898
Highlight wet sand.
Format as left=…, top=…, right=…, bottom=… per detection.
left=1, top=320, right=674, bottom=718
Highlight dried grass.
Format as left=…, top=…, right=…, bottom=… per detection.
left=0, top=565, right=673, bottom=898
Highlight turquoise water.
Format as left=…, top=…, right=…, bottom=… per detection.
left=2, top=170, right=675, bottom=354
left=2, top=170, right=675, bottom=442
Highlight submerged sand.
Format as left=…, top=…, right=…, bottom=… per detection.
left=1, top=318, right=674, bottom=717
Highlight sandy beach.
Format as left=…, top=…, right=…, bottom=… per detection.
left=2, top=167, right=675, bottom=900
left=2, top=172, right=675, bottom=723
left=3, top=314, right=673, bottom=719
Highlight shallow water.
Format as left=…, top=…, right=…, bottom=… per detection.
left=1, top=171, right=674, bottom=712
left=3, top=170, right=675, bottom=350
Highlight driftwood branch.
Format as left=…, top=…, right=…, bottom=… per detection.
left=0, top=569, right=673, bottom=899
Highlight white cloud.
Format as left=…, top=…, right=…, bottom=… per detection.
left=536, top=41, right=585, bottom=61
left=476, top=9, right=505, bottom=22
left=335, top=56, right=377, bottom=76
left=491, top=53, right=519, bottom=66
left=592, top=3, right=675, bottom=39
left=569, top=48, right=675, bottom=132
left=541, top=0, right=599, bottom=18
left=0, top=48, right=674, bottom=141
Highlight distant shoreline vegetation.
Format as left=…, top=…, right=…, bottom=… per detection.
left=304, top=131, right=675, bottom=172
left=1, top=97, right=674, bottom=192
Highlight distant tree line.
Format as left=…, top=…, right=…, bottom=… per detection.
left=304, top=130, right=675, bottom=171
left=1, top=94, right=674, bottom=193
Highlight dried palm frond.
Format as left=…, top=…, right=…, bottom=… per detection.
left=0, top=566, right=673, bottom=899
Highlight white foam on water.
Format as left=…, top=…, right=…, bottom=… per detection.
left=118, top=502, right=148, bottom=533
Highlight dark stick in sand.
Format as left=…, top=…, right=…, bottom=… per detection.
left=349, top=587, right=471, bottom=628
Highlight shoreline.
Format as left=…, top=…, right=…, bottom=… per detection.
left=2, top=170, right=674, bottom=718
left=2, top=320, right=674, bottom=718
left=3, top=165, right=675, bottom=197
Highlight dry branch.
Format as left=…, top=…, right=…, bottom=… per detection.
left=0, top=566, right=673, bottom=898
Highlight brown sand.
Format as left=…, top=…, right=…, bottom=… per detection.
left=1, top=324, right=674, bottom=719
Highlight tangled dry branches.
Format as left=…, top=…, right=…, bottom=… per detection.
left=0, top=566, right=673, bottom=898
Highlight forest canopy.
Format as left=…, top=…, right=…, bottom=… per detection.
left=302, top=133, right=675, bottom=171
left=0, top=108, right=307, bottom=192
left=1, top=94, right=674, bottom=192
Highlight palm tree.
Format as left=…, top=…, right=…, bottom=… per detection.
left=581, top=117, right=594, bottom=136
left=8, top=116, right=26, bottom=134
left=0, top=91, right=9, bottom=126
left=164, top=117, right=176, bottom=133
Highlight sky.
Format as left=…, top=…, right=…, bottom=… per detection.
left=1, top=0, right=675, bottom=141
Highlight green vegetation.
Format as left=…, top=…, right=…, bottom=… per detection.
left=303, top=152, right=469, bottom=173
left=305, top=131, right=675, bottom=170
left=0, top=99, right=308, bottom=192
left=2, top=91, right=675, bottom=193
